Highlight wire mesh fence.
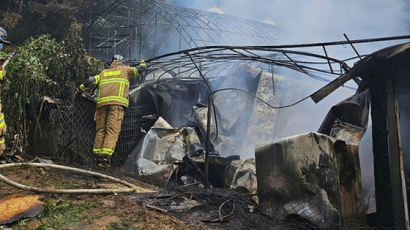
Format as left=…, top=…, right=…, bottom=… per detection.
left=27, top=85, right=97, bottom=165
left=22, top=83, right=157, bottom=167
left=111, top=104, right=158, bottom=167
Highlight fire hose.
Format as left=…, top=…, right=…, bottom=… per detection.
left=0, top=162, right=146, bottom=194
left=2, top=50, right=16, bottom=69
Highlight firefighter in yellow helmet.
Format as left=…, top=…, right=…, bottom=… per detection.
left=0, top=26, right=10, bottom=155
left=78, top=55, right=146, bottom=164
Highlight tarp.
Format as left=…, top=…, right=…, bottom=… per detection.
left=318, top=89, right=370, bottom=145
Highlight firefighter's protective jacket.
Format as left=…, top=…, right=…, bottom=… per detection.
left=0, top=68, right=4, bottom=80
left=0, top=52, right=6, bottom=80
left=80, top=61, right=143, bottom=108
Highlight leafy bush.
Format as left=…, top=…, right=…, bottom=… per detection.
left=1, top=24, right=102, bottom=150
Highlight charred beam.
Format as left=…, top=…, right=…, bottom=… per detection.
left=385, top=75, right=409, bottom=229
left=310, top=71, right=354, bottom=103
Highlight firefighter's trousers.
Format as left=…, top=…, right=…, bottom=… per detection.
left=93, top=105, right=125, bottom=156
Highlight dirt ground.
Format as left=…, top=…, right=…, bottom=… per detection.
left=0, top=164, right=203, bottom=230
left=0, top=159, right=298, bottom=230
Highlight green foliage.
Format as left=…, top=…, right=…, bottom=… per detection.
left=1, top=27, right=102, bottom=148
left=0, top=50, right=8, bottom=58
left=38, top=198, right=100, bottom=229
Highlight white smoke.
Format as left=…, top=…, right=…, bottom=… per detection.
left=208, top=5, right=224, bottom=14
left=171, top=0, right=409, bottom=41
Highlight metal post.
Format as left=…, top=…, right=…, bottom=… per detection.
left=322, top=45, right=334, bottom=74
left=343, top=33, right=362, bottom=59
left=114, top=28, right=117, bottom=55
left=139, top=0, right=143, bottom=59
left=128, top=0, right=131, bottom=60
left=178, top=26, right=182, bottom=76
left=204, top=94, right=212, bottom=188
left=106, top=29, right=109, bottom=62
left=186, top=52, right=213, bottom=188
left=154, top=7, right=158, bottom=57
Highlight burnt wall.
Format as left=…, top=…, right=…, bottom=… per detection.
left=396, top=66, right=410, bottom=177
left=369, top=68, right=394, bottom=227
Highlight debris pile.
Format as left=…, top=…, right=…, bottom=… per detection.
left=256, top=132, right=367, bottom=229
left=110, top=64, right=372, bottom=228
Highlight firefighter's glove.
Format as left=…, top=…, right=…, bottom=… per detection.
left=77, top=84, right=87, bottom=94
left=136, top=59, right=147, bottom=75
left=139, top=59, right=146, bottom=68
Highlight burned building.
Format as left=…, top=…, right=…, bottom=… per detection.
left=25, top=0, right=410, bottom=229
left=310, top=43, right=410, bottom=228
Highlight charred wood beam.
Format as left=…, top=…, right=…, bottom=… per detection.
left=370, top=71, right=394, bottom=227
left=310, top=71, right=355, bottom=103
left=340, top=62, right=361, bottom=86
left=370, top=69, right=410, bottom=229
left=385, top=75, right=409, bottom=229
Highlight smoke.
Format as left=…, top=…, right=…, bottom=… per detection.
left=171, top=0, right=410, bottom=62
left=171, top=0, right=410, bottom=42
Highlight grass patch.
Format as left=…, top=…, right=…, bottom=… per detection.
left=40, top=198, right=100, bottom=228
left=12, top=197, right=101, bottom=230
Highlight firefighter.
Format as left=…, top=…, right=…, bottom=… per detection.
left=0, top=27, right=10, bottom=155
left=78, top=55, right=146, bottom=165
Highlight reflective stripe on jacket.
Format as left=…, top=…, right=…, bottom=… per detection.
left=95, top=61, right=139, bottom=108
left=0, top=114, right=5, bottom=129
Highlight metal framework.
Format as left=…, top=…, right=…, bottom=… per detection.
left=83, top=0, right=410, bottom=89
left=141, top=35, right=410, bottom=89
left=84, top=0, right=281, bottom=62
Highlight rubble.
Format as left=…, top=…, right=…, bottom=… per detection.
left=318, top=89, right=370, bottom=145
left=123, top=113, right=260, bottom=195
left=224, top=158, right=257, bottom=195
left=130, top=185, right=281, bottom=229
left=255, top=132, right=367, bottom=229
left=0, top=194, right=44, bottom=225
left=122, top=117, right=185, bottom=179
left=119, top=64, right=372, bottom=229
